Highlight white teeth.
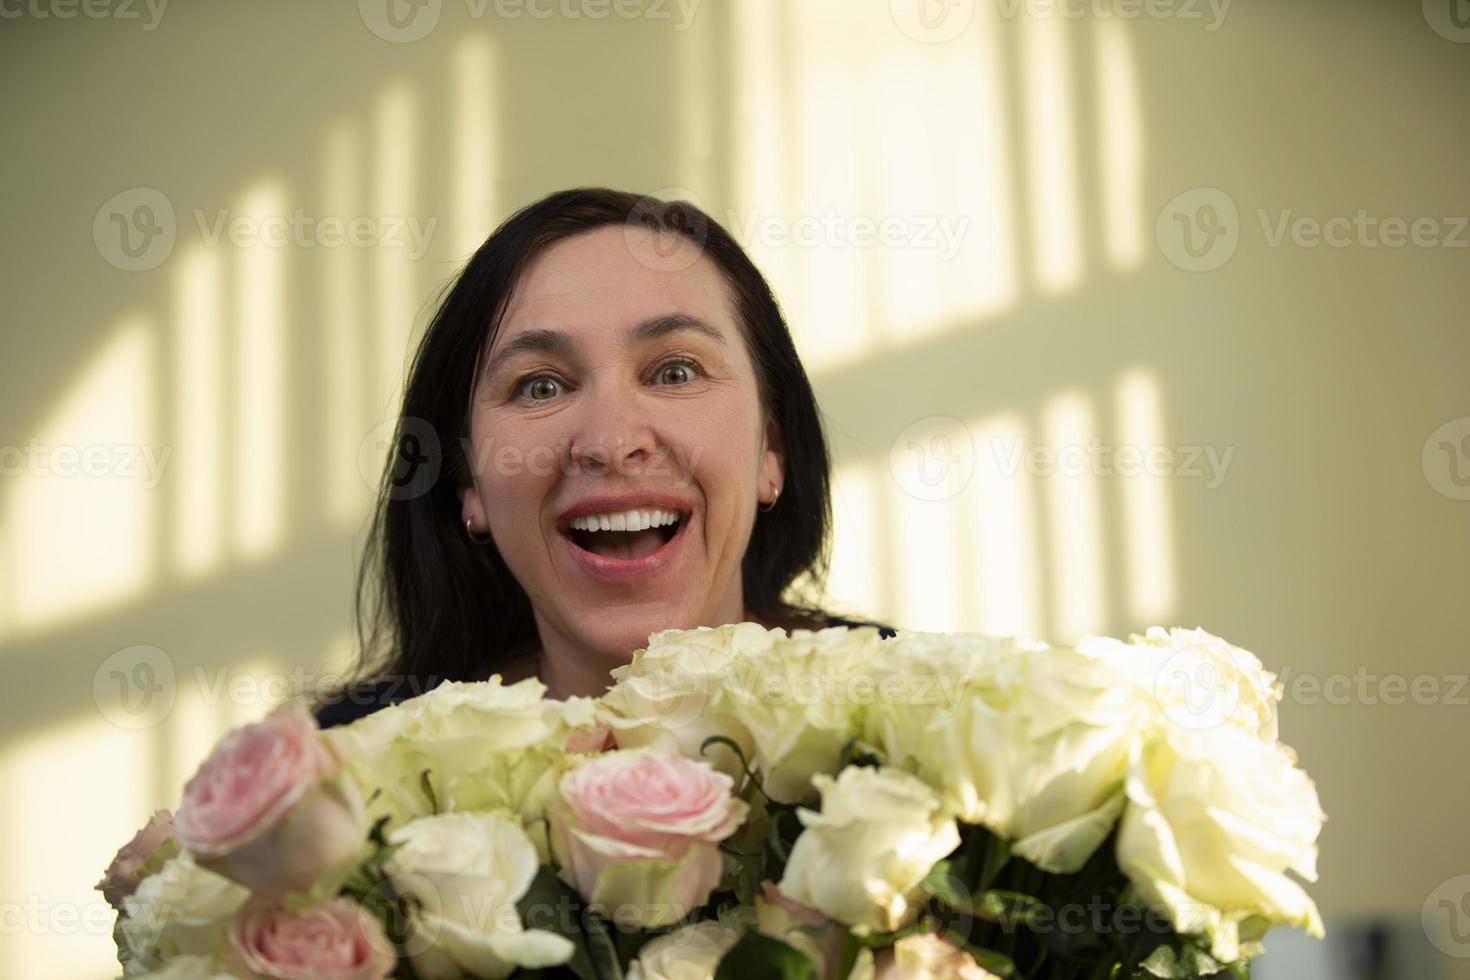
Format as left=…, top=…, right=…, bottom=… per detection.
left=568, top=508, right=684, bottom=533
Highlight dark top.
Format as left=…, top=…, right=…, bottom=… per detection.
left=315, top=615, right=898, bottom=729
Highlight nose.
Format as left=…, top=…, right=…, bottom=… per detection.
left=564, top=382, right=660, bottom=478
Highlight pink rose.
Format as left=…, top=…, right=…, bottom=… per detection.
left=230, top=898, right=394, bottom=980
left=549, top=751, right=747, bottom=927
left=96, top=808, right=178, bottom=909
left=175, top=702, right=366, bottom=898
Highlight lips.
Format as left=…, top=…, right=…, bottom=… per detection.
left=558, top=509, right=692, bottom=585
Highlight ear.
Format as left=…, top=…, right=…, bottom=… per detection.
left=759, top=413, right=786, bottom=506
left=458, top=484, right=486, bottom=530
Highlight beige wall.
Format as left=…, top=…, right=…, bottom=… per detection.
left=2, top=1, right=1467, bottom=976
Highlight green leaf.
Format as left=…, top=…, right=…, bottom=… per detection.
left=959, top=942, right=1016, bottom=978
left=972, top=890, right=1048, bottom=930
left=1139, top=945, right=1185, bottom=978
left=920, top=864, right=1046, bottom=934
left=1136, top=940, right=1236, bottom=979
left=921, top=860, right=970, bottom=907
left=582, top=911, right=624, bottom=980
left=714, top=931, right=819, bottom=980
left=516, top=868, right=601, bottom=980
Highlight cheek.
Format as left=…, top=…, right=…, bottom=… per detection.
left=471, top=420, right=559, bottom=533
left=672, top=394, right=763, bottom=496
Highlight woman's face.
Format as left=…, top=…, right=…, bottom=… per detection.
left=460, top=224, right=784, bottom=670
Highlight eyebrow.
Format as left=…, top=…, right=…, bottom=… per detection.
left=480, top=313, right=726, bottom=383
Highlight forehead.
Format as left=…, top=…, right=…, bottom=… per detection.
left=498, top=224, right=737, bottom=342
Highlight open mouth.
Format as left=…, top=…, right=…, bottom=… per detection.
left=561, top=508, right=686, bottom=561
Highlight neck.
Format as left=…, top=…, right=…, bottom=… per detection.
left=531, top=591, right=752, bottom=701
left=534, top=639, right=621, bottom=701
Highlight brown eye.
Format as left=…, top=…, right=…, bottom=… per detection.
left=655, top=360, right=697, bottom=386
left=521, top=376, right=562, bottom=401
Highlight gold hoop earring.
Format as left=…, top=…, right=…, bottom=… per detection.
left=759, top=489, right=780, bottom=514
left=466, top=518, right=492, bottom=544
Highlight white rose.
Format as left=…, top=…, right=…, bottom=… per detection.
left=861, top=630, right=1034, bottom=772
left=871, top=641, right=1146, bottom=873
left=382, top=811, right=575, bottom=980
left=1117, top=726, right=1325, bottom=962
left=118, top=853, right=249, bottom=973
left=626, top=920, right=744, bottom=980
left=721, top=625, right=887, bottom=803
left=330, top=676, right=576, bottom=837
left=602, top=622, right=782, bottom=778
left=778, top=766, right=959, bottom=934
left=1078, top=627, right=1282, bottom=740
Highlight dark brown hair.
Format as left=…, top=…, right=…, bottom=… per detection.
left=350, top=187, right=842, bottom=687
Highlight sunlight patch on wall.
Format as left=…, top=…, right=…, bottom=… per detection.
left=1094, top=18, right=1144, bottom=271
left=1115, top=369, right=1175, bottom=622
left=826, top=461, right=885, bottom=622
left=891, top=486, right=967, bottom=634
left=0, top=714, right=148, bottom=978
left=452, top=36, right=497, bottom=260
left=172, top=245, right=225, bottom=579
left=731, top=0, right=791, bottom=306
left=374, top=82, right=420, bottom=414
left=783, top=3, right=876, bottom=375
left=1019, top=13, right=1083, bottom=293
left=234, top=181, right=288, bottom=562
left=165, top=675, right=230, bottom=799
left=230, top=654, right=289, bottom=728
left=873, top=1, right=1017, bottom=341
left=969, top=413, right=1043, bottom=640
left=1042, top=390, right=1104, bottom=640
left=732, top=0, right=1045, bottom=374
left=7, top=317, right=158, bottom=631
left=322, top=120, right=373, bottom=528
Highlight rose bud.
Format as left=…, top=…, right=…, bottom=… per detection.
left=97, top=809, right=179, bottom=910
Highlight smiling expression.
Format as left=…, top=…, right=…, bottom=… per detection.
left=459, top=224, right=785, bottom=669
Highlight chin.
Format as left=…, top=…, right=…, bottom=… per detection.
left=574, top=607, right=693, bottom=660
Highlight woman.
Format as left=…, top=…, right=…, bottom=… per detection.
left=317, top=188, right=893, bottom=729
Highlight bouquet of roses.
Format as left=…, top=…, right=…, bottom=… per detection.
left=98, top=622, right=1324, bottom=979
